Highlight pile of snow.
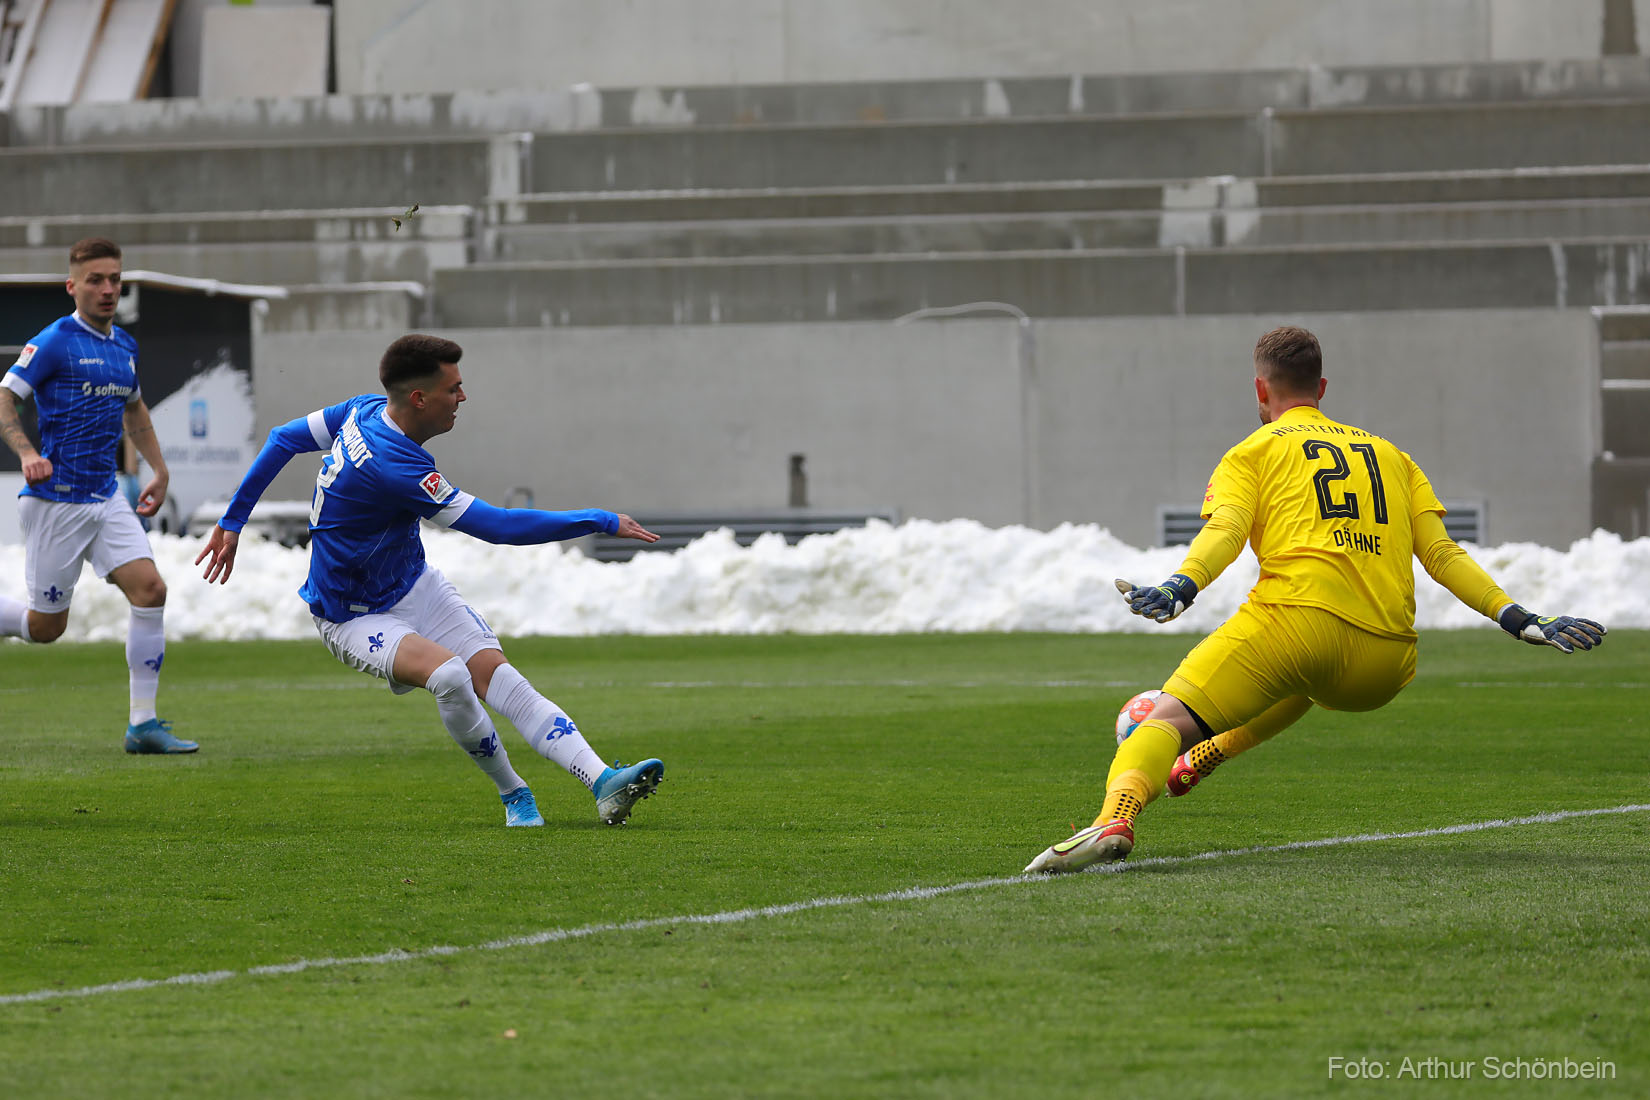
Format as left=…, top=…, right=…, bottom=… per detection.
left=1, top=520, right=1644, bottom=643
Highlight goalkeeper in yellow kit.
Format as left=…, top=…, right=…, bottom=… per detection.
left=1026, top=326, right=1607, bottom=874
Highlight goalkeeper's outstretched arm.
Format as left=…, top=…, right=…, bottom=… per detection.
left=1115, top=503, right=1250, bottom=624
left=1412, top=510, right=1606, bottom=653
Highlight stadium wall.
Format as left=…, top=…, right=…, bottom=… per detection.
left=251, top=309, right=1596, bottom=548
left=333, top=0, right=1647, bottom=94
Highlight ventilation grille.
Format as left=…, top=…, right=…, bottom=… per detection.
left=1157, top=500, right=1485, bottom=546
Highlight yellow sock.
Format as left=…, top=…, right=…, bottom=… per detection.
left=1095, top=718, right=1181, bottom=827
left=1184, top=737, right=1227, bottom=779
left=1210, top=696, right=1312, bottom=763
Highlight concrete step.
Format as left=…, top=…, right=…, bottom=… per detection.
left=11, top=57, right=1649, bottom=147
left=520, top=100, right=1650, bottom=193
left=0, top=138, right=499, bottom=217
left=486, top=199, right=1650, bottom=261
left=526, top=113, right=1269, bottom=192
left=432, top=238, right=1650, bottom=327
left=1601, top=341, right=1650, bottom=381
left=491, top=165, right=1650, bottom=226
left=5, top=98, right=1648, bottom=218
left=1597, top=309, right=1650, bottom=342
left=0, top=240, right=468, bottom=285
left=0, top=206, right=472, bottom=248
left=1602, top=391, right=1650, bottom=458
left=0, top=206, right=473, bottom=285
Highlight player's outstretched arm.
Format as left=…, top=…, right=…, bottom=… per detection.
left=195, top=526, right=240, bottom=584
left=1413, top=510, right=1605, bottom=653
left=447, top=498, right=660, bottom=546
left=216, top=414, right=333, bottom=533
left=1115, top=504, right=1248, bottom=624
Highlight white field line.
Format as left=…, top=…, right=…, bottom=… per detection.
left=4, top=803, right=1646, bottom=1009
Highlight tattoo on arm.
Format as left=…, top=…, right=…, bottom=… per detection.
left=0, top=394, right=37, bottom=458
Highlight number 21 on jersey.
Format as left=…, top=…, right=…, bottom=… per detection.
left=1302, top=439, right=1388, bottom=524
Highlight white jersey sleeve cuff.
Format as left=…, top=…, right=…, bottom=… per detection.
left=127, top=386, right=143, bottom=405
left=429, top=491, right=475, bottom=529
left=307, top=409, right=335, bottom=449
left=1, top=371, right=32, bottom=400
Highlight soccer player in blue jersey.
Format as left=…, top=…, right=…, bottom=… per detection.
left=195, top=334, right=666, bottom=827
left=0, top=238, right=195, bottom=753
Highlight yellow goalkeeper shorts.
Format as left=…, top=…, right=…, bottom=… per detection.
left=1163, top=600, right=1417, bottom=734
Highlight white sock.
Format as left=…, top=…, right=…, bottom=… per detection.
left=127, top=606, right=165, bottom=725
left=483, top=663, right=607, bottom=790
left=0, top=596, right=32, bottom=641
left=427, top=656, right=526, bottom=796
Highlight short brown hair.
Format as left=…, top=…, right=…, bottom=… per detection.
left=69, top=238, right=121, bottom=266
left=1254, top=325, right=1322, bottom=396
left=380, top=333, right=463, bottom=394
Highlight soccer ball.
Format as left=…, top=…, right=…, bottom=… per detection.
left=1115, top=689, right=1163, bottom=744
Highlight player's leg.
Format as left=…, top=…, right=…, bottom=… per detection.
left=315, top=601, right=535, bottom=826
left=97, top=498, right=195, bottom=753
left=1167, top=695, right=1313, bottom=796
left=0, top=602, right=68, bottom=643
left=2, top=496, right=88, bottom=645
left=389, top=633, right=540, bottom=824
left=474, top=650, right=664, bottom=826
left=413, top=568, right=663, bottom=825
left=468, top=648, right=606, bottom=789
left=1027, top=602, right=1300, bottom=873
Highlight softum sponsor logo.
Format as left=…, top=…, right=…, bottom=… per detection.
left=82, top=381, right=133, bottom=397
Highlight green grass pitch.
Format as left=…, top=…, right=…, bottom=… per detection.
left=2, top=631, right=1647, bottom=1098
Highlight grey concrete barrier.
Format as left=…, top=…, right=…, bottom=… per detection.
left=433, top=238, right=1650, bottom=328
left=251, top=311, right=1598, bottom=548
left=432, top=251, right=1182, bottom=327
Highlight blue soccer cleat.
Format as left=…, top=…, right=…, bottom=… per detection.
left=593, top=759, right=665, bottom=826
left=123, top=718, right=198, bottom=755
left=501, top=786, right=544, bottom=827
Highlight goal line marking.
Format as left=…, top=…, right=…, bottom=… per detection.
left=4, top=803, right=1646, bottom=1007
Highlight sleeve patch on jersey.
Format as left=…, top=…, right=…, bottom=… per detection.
left=420, top=471, right=456, bottom=503
left=15, top=344, right=37, bottom=368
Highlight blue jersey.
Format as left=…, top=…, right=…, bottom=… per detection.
left=1, top=313, right=141, bottom=503
left=296, top=394, right=475, bottom=621
left=221, top=392, right=620, bottom=623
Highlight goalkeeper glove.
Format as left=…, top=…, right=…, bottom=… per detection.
left=1496, top=603, right=1606, bottom=653
left=1114, top=574, right=1199, bottom=623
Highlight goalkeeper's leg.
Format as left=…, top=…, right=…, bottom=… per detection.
left=1024, top=701, right=1198, bottom=873
left=1167, top=695, right=1312, bottom=796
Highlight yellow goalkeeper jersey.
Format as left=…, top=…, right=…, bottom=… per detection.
left=1199, top=405, right=1444, bottom=641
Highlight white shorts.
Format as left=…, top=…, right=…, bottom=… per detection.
left=313, top=566, right=501, bottom=694
left=19, top=494, right=153, bottom=613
